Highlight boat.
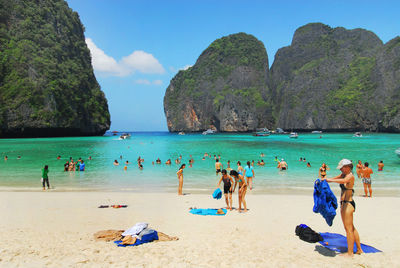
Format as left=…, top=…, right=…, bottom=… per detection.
left=178, top=132, right=185, bottom=135
left=112, top=130, right=118, bottom=136
left=311, top=130, right=322, bottom=134
left=120, top=133, right=131, bottom=139
left=353, top=132, right=362, bottom=137
left=396, top=148, right=400, bottom=158
left=289, top=132, right=298, bottom=138
left=275, top=128, right=287, bottom=134
left=253, top=128, right=270, bottom=136
left=202, top=129, right=216, bottom=135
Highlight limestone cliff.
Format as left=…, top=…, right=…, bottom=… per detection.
left=164, top=33, right=274, bottom=132
left=0, top=0, right=110, bottom=137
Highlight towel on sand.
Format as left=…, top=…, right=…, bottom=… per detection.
left=189, top=208, right=227, bottom=216
left=115, top=229, right=158, bottom=247
left=93, top=230, right=124, bottom=241
left=122, top=222, right=148, bottom=237
left=319, top=232, right=382, bottom=253
left=212, top=188, right=222, bottom=200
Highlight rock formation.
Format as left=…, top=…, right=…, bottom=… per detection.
left=164, top=33, right=274, bottom=132
left=164, top=23, right=400, bottom=132
left=0, top=0, right=110, bottom=137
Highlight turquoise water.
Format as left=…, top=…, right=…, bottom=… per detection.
left=0, top=132, right=399, bottom=195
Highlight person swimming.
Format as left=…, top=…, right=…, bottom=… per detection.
left=114, top=160, right=119, bottom=166
left=378, top=160, right=384, bottom=171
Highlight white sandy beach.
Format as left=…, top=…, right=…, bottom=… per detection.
left=0, top=190, right=399, bottom=267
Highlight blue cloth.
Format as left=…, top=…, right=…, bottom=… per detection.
left=319, top=232, right=382, bottom=253
left=244, top=166, right=253, bottom=178
left=114, top=230, right=159, bottom=247
left=212, top=188, right=222, bottom=200
left=79, top=163, right=85, bottom=171
left=313, top=179, right=338, bottom=226
left=189, top=208, right=227, bottom=216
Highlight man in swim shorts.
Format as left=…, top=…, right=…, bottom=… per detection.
left=215, top=159, right=222, bottom=175
left=362, top=162, right=373, bottom=197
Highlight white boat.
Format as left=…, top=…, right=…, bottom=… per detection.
left=202, top=129, right=216, bottom=135
left=120, top=133, right=131, bottom=139
left=253, top=128, right=270, bottom=136
left=289, top=132, right=298, bottom=138
left=178, top=132, right=185, bottom=135
left=311, top=130, right=322, bottom=134
left=276, top=128, right=286, bottom=134
left=395, top=148, right=400, bottom=158
left=353, top=132, right=362, bottom=137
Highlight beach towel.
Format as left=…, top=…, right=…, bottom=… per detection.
left=313, top=179, right=337, bottom=226
left=319, top=232, right=382, bottom=253
left=212, top=188, right=222, bottom=200
left=115, top=230, right=159, bottom=247
left=189, top=208, right=227, bottom=216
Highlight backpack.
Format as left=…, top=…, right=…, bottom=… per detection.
left=295, top=224, right=323, bottom=243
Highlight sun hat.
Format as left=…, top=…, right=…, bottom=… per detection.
left=336, top=159, right=352, bottom=169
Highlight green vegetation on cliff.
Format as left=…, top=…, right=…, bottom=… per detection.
left=0, top=0, right=110, bottom=137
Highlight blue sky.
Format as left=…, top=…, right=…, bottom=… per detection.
left=66, top=0, right=400, bottom=131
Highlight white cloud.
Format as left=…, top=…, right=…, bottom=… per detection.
left=152, top=79, right=163, bottom=85
left=86, top=38, right=165, bottom=77
left=135, top=79, right=163, bottom=86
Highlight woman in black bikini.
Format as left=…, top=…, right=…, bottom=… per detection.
left=230, top=170, right=248, bottom=213
left=322, top=159, right=363, bottom=256
left=217, top=169, right=234, bottom=211
left=319, top=163, right=329, bottom=178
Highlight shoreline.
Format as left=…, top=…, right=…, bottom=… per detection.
left=0, top=191, right=399, bottom=266
left=1, top=185, right=399, bottom=197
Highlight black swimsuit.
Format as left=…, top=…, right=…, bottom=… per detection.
left=222, top=177, right=232, bottom=194
left=340, top=183, right=356, bottom=211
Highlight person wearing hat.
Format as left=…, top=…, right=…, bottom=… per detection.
left=322, top=159, right=363, bottom=256
left=279, top=159, right=288, bottom=170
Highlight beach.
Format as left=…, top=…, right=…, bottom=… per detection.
left=0, top=191, right=398, bottom=267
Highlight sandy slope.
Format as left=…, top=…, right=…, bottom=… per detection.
left=0, top=191, right=398, bottom=267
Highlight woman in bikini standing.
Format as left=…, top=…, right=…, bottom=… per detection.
left=177, top=164, right=185, bottom=195
left=356, top=160, right=363, bottom=179
left=322, top=159, right=363, bottom=256
left=230, top=170, right=248, bottom=212
left=318, top=163, right=329, bottom=178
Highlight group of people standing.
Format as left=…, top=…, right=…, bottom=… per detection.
left=64, top=157, right=86, bottom=172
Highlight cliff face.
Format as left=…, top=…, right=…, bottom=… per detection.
left=270, top=23, right=384, bottom=131
left=164, top=33, right=274, bottom=132
left=164, top=23, right=400, bottom=132
left=0, top=0, right=110, bottom=137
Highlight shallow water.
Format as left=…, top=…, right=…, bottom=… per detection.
left=0, top=132, right=399, bottom=195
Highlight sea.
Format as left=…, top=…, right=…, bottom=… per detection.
left=0, top=132, right=399, bottom=196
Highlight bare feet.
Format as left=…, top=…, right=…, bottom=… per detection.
left=355, top=250, right=364, bottom=255
left=339, top=252, right=353, bottom=257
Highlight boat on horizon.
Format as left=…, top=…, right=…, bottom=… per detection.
left=253, top=128, right=270, bottom=136
left=202, top=129, right=216, bottom=135
left=353, top=132, right=363, bottom=137
left=311, top=130, right=322, bottom=134
left=289, top=132, right=298, bottom=138
left=120, top=133, right=131, bottom=140
left=178, top=132, right=185, bottom=135
left=395, top=148, right=400, bottom=158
